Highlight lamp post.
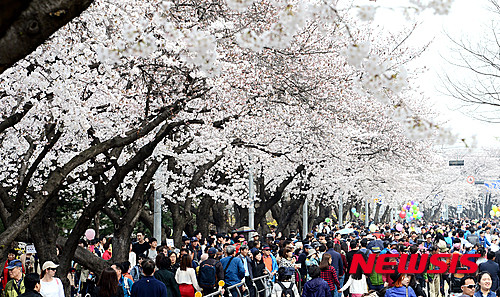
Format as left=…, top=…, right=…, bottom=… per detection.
left=248, top=154, right=255, bottom=232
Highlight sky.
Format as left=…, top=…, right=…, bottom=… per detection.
left=372, top=0, right=500, bottom=149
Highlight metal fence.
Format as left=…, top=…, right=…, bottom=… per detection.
left=202, top=270, right=302, bottom=297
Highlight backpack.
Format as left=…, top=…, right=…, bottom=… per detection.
left=468, top=234, right=479, bottom=246
left=198, top=261, right=218, bottom=288
left=277, top=282, right=295, bottom=297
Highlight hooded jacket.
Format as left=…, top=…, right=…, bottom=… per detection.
left=302, top=278, right=332, bottom=297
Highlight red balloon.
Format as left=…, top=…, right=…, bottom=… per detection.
left=399, top=211, right=406, bottom=219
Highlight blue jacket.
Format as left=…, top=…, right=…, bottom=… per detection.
left=220, top=256, right=245, bottom=286
left=479, top=237, right=491, bottom=248
left=326, top=249, right=344, bottom=276
left=119, top=276, right=134, bottom=297
left=474, top=290, right=496, bottom=297
left=302, top=278, right=331, bottom=297
left=385, top=286, right=417, bottom=297
left=131, top=276, right=168, bottom=297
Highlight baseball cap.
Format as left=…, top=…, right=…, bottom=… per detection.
left=371, top=246, right=381, bottom=253
left=42, top=261, right=59, bottom=271
left=262, top=245, right=271, bottom=250
left=207, top=247, right=217, bottom=254
left=266, top=234, right=273, bottom=238
left=191, top=237, right=199, bottom=242
left=7, top=260, right=23, bottom=269
left=304, top=244, right=313, bottom=249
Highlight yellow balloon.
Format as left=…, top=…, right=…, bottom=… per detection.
left=195, top=292, right=202, bottom=297
left=494, top=206, right=498, bottom=212
left=218, top=280, right=225, bottom=287
left=491, top=210, right=495, bottom=217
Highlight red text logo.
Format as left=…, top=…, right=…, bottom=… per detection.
left=349, top=253, right=479, bottom=274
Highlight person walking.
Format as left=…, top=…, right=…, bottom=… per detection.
left=95, top=267, right=124, bottom=297
left=319, top=254, right=340, bottom=297
left=458, top=276, right=476, bottom=297
left=131, top=259, right=168, bottom=297
left=238, top=245, right=255, bottom=297
left=4, top=260, right=26, bottom=297
left=385, top=273, right=417, bottom=297
left=251, top=250, right=267, bottom=297
left=474, top=272, right=496, bottom=297
left=39, top=262, right=64, bottom=297
left=18, top=273, right=43, bottom=297
left=302, top=266, right=331, bottom=297
left=479, top=252, right=500, bottom=293
left=175, top=254, right=202, bottom=297
left=154, top=254, right=181, bottom=297
left=325, top=241, right=343, bottom=297
left=220, top=246, right=245, bottom=297
left=198, top=248, right=223, bottom=295
left=337, top=265, right=368, bottom=297
left=111, top=263, right=133, bottom=297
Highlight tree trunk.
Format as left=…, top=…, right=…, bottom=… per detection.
left=30, top=199, right=59, bottom=265
left=195, top=197, right=212, bottom=237
left=373, top=203, right=381, bottom=223
left=0, top=0, right=94, bottom=73
left=212, top=202, right=228, bottom=233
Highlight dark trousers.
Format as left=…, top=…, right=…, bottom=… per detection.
left=245, top=276, right=256, bottom=297
left=368, top=284, right=384, bottom=291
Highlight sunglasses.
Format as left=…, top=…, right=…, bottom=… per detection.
left=48, top=268, right=57, bottom=271
left=463, top=285, right=475, bottom=289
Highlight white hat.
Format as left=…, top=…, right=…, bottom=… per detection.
left=42, top=261, right=59, bottom=271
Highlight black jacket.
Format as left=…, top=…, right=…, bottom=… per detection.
left=200, top=257, right=225, bottom=282
left=18, top=290, right=43, bottom=297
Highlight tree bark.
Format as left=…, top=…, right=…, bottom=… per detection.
left=195, top=197, right=213, bottom=237
left=0, top=0, right=94, bottom=73
left=212, top=202, right=228, bottom=233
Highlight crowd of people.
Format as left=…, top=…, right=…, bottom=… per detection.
left=2, top=219, right=500, bottom=297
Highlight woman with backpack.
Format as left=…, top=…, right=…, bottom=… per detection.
left=272, top=267, right=300, bottom=297
left=319, top=254, right=340, bottom=297
left=175, top=254, right=202, bottom=297
left=279, top=247, right=298, bottom=282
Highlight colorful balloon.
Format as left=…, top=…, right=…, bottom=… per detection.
left=493, top=205, right=498, bottom=212
left=351, top=208, right=356, bottom=213
left=491, top=210, right=496, bottom=217
left=399, top=211, right=406, bottom=219
left=496, top=211, right=500, bottom=217
left=396, top=224, right=404, bottom=231
left=354, top=212, right=360, bottom=217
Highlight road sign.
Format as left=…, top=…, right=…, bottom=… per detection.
left=485, top=180, right=500, bottom=189
left=449, top=160, right=464, bottom=166
left=457, top=205, right=463, bottom=213
left=466, top=176, right=474, bottom=184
